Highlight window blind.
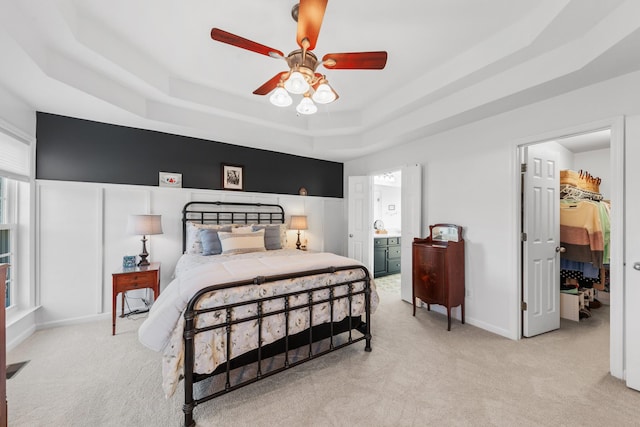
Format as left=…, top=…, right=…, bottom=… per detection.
left=0, top=129, right=30, bottom=181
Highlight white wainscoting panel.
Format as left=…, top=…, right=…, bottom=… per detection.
left=37, top=181, right=102, bottom=325
left=35, top=180, right=344, bottom=327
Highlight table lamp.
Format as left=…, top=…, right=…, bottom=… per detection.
left=127, top=214, right=163, bottom=266
left=290, top=215, right=308, bottom=250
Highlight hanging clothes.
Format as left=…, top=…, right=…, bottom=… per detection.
left=560, top=200, right=604, bottom=268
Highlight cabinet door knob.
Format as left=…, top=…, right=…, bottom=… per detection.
left=349, top=234, right=353, bottom=238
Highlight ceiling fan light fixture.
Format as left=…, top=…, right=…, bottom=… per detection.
left=269, top=86, right=293, bottom=107
left=284, top=71, right=310, bottom=94
left=311, top=82, right=336, bottom=104
left=296, top=94, right=317, bottom=115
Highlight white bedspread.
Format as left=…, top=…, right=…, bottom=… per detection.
left=138, top=250, right=378, bottom=396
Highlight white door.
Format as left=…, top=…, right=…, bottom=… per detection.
left=522, top=145, right=560, bottom=337
left=624, top=116, right=640, bottom=391
left=400, top=164, right=422, bottom=303
left=348, top=176, right=372, bottom=269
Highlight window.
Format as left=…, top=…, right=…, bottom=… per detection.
left=0, top=126, right=31, bottom=311
left=0, top=177, right=14, bottom=308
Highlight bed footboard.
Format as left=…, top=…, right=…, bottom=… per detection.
left=182, top=265, right=372, bottom=427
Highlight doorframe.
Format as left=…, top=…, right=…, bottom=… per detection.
left=513, top=116, right=625, bottom=379
left=369, top=167, right=403, bottom=275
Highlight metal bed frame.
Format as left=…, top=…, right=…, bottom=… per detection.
left=180, top=201, right=372, bottom=426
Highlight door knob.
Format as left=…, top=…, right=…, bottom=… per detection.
left=349, top=234, right=353, bottom=238
left=555, top=246, right=566, bottom=253
left=634, top=262, right=640, bottom=271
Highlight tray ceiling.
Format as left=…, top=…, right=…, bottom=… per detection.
left=0, top=0, right=639, bottom=161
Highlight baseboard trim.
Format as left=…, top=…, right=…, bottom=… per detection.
left=36, top=312, right=111, bottom=330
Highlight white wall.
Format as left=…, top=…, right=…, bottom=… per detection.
left=0, top=84, right=36, bottom=138
left=574, top=148, right=611, bottom=199
left=34, top=180, right=344, bottom=327
left=373, top=184, right=401, bottom=233
left=344, top=70, right=640, bottom=340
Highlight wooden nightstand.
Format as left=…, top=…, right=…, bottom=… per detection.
left=112, top=262, right=160, bottom=335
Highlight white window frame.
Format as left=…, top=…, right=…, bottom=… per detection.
left=0, top=120, right=33, bottom=316
left=0, top=177, right=17, bottom=311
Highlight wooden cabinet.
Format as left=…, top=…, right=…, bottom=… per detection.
left=412, top=224, right=465, bottom=331
left=112, top=262, right=160, bottom=335
left=373, top=237, right=401, bottom=278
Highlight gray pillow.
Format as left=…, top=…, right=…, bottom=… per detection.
left=200, top=226, right=232, bottom=255
left=252, top=225, right=282, bottom=250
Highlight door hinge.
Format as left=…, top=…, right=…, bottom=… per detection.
left=521, top=163, right=527, bottom=173
left=521, top=232, right=527, bottom=242
left=521, top=301, right=527, bottom=311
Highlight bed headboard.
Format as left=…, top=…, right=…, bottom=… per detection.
left=182, top=201, right=286, bottom=253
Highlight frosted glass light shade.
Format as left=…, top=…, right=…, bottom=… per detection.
left=284, top=71, right=310, bottom=94
left=311, top=83, right=336, bottom=104
left=296, top=97, right=317, bottom=115
left=270, top=87, right=292, bottom=107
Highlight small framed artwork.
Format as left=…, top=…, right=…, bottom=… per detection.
left=221, top=164, right=244, bottom=191
left=159, top=171, right=182, bottom=188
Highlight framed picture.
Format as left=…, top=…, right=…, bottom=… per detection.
left=221, top=164, right=244, bottom=191
left=159, top=171, right=182, bottom=188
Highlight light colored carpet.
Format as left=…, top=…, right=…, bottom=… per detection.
left=6, top=288, right=639, bottom=427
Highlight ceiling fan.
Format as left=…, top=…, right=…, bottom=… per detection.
left=210, top=0, right=388, bottom=115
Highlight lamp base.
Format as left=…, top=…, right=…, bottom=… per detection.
left=138, top=235, right=150, bottom=266
left=296, top=231, right=302, bottom=250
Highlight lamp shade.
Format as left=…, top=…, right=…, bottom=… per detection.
left=284, top=71, right=310, bottom=94
left=127, top=214, right=163, bottom=235
left=312, top=83, right=336, bottom=104
left=290, top=215, right=308, bottom=230
left=296, top=96, right=317, bottom=115
left=270, top=86, right=293, bottom=107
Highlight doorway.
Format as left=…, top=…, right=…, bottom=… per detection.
left=519, top=123, right=623, bottom=377
left=347, top=164, right=422, bottom=303
left=521, top=130, right=611, bottom=336
left=372, top=170, right=402, bottom=296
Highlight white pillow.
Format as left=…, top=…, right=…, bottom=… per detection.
left=232, top=225, right=254, bottom=234
left=218, top=229, right=266, bottom=255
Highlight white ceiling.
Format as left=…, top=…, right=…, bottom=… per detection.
left=0, top=0, right=639, bottom=161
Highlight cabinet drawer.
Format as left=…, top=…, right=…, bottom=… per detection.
left=374, top=238, right=388, bottom=246
left=115, top=272, right=155, bottom=286
left=387, top=260, right=401, bottom=274
left=388, top=237, right=399, bottom=245
left=387, top=246, right=401, bottom=259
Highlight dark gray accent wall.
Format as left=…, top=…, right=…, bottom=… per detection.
left=35, top=112, right=343, bottom=198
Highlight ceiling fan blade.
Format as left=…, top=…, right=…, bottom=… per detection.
left=322, top=51, right=388, bottom=70
left=211, top=28, right=284, bottom=58
left=296, top=0, right=327, bottom=51
left=253, top=72, right=289, bottom=95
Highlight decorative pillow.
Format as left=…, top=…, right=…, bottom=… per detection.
left=200, top=226, right=233, bottom=256
left=232, top=225, right=254, bottom=234
left=185, top=222, right=231, bottom=254
left=218, top=229, right=266, bottom=255
left=252, top=225, right=282, bottom=250
left=278, top=224, right=288, bottom=247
